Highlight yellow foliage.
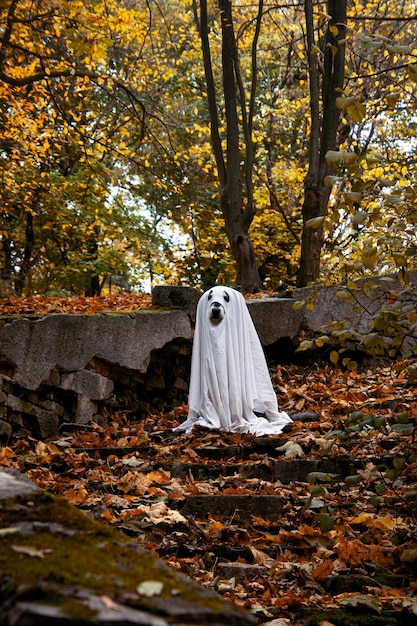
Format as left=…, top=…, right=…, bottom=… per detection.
left=0, top=0, right=416, bottom=294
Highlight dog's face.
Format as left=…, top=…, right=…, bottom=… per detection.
left=207, top=288, right=230, bottom=324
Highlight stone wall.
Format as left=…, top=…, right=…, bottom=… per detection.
left=1, top=274, right=416, bottom=440
left=0, top=339, right=192, bottom=439
left=0, top=310, right=193, bottom=440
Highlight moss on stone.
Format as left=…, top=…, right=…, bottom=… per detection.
left=0, top=490, right=236, bottom=620
left=301, top=608, right=401, bottom=626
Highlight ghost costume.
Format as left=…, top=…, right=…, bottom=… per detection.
left=175, top=286, right=292, bottom=436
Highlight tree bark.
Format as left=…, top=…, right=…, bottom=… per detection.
left=196, top=0, right=263, bottom=292
left=14, top=210, right=34, bottom=295
left=1, top=235, right=13, bottom=289
left=85, top=227, right=102, bottom=297
left=296, top=0, right=347, bottom=287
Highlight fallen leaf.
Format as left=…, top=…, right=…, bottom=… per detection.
left=248, top=546, right=276, bottom=568
left=137, top=580, right=164, bottom=597
left=0, top=527, right=19, bottom=536
left=339, top=594, right=382, bottom=613
left=350, top=512, right=400, bottom=530
left=65, top=487, right=89, bottom=505
left=121, top=456, right=143, bottom=467
left=100, top=595, right=121, bottom=610
left=12, top=545, right=52, bottom=559
left=276, top=441, right=304, bottom=458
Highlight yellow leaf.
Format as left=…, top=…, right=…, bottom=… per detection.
left=346, top=100, right=366, bottom=122
left=392, top=253, right=407, bottom=267
left=336, top=95, right=355, bottom=109
left=336, top=289, right=353, bottom=302
left=330, top=350, right=339, bottom=364
left=344, top=191, right=362, bottom=203
left=350, top=512, right=398, bottom=530
left=315, top=335, right=329, bottom=348
left=408, top=64, right=417, bottom=82
left=385, top=92, right=400, bottom=107
left=311, top=44, right=322, bottom=55
left=305, top=216, right=325, bottom=229
left=351, top=210, right=368, bottom=224
left=297, top=339, right=314, bottom=351
left=293, top=300, right=305, bottom=310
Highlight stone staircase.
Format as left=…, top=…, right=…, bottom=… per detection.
left=70, top=417, right=417, bottom=626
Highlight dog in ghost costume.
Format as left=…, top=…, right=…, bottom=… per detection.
left=175, top=286, right=292, bottom=436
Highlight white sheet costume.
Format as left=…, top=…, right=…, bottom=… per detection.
left=175, top=286, right=292, bottom=436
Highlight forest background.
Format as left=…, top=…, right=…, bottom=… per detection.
left=0, top=0, right=416, bottom=297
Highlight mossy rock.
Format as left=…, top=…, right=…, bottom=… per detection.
left=300, top=608, right=407, bottom=626
left=0, top=469, right=256, bottom=625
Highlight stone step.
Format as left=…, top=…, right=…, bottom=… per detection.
left=214, top=562, right=268, bottom=583
left=171, top=456, right=361, bottom=484
left=190, top=436, right=288, bottom=460
left=178, top=494, right=284, bottom=521
left=0, top=469, right=257, bottom=626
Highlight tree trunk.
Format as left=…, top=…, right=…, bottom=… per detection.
left=196, top=0, right=263, bottom=293
left=296, top=0, right=347, bottom=287
left=220, top=191, right=262, bottom=293
left=14, top=210, right=34, bottom=295
left=1, top=235, right=13, bottom=290
left=85, top=232, right=101, bottom=297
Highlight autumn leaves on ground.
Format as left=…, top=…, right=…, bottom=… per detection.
left=1, top=295, right=417, bottom=625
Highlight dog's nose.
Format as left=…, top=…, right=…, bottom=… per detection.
left=211, top=303, right=221, bottom=318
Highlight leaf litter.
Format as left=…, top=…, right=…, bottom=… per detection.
left=2, top=358, right=417, bottom=625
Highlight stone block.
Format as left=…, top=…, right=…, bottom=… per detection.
left=46, top=367, right=61, bottom=386
left=0, top=419, right=12, bottom=438
left=73, top=370, right=114, bottom=400
left=60, top=370, right=113, bottom=400
left=0, top=468, right=41, bottom=499
left=215, top=562, right=267, bottom=582
left=152, top=286, right=202, bottom=319
left=0, top=310, right=193, bottom=390
left=246, top=297, right=303, bottom=345
left=76, top=395, right=97, bottom=425
left=174, top=377, right=188, bottom=391
left=179, top=494, right=284, bottom=521
left=58, top=372, right=75, bottom=391
left=7, top=393, right=62, bottom=437
left=37, top=399, right=64, bottom=414
left=36, top=411, right=60, bottom=439
left=7, top=394, right=32, bottom=414
left=145, top=373, right=165, bottom=389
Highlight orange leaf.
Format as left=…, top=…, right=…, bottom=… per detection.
left=101, top=509, right=119, bottom=523
left=312, top=559, right=334, bottom=581
left=65, top=487, right=88, bottom=505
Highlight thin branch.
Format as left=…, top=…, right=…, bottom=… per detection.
left=195, top=0, right=226, bottom=187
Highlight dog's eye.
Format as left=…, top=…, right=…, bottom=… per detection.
left=207, top=290, right=213, bottom=301
left=223, top=291, right=230, bottom=303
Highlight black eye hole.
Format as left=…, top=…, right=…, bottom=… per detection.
left=223, top=291, right=230, bottom=303
left=207, top=290, right=213, bottom=301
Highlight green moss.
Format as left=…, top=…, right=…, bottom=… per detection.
left=0, top=492, right=104, bottom=532
left=302, top=609, right=399, bottom=626
left=0, top=491, right=232, bottom=617
left=373, top=572, right=410, bottom=587
left=29, top=597, right=98, bottom=621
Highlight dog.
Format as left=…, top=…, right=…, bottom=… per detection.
left=174, top=285, right=292, bottom=435
left=207, top=288, right=229, bottom=323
